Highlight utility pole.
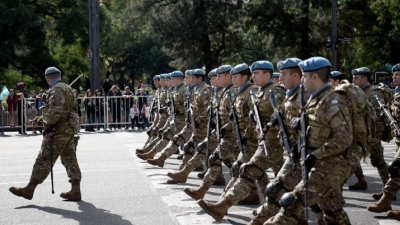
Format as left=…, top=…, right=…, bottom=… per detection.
left=88, top=0, right=100, bottom=91
left=331, top=0, right=338, bottom=70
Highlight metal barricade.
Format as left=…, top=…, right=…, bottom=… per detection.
left=78, top=96, right=107, bottom=131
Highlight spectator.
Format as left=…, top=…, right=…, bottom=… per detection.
left=94, top=89, right=105, bottom=131
left=36, top=89, right=45, bottom=111
left=83, top=89, right=95, bottom=132
left=26, top=101, right=38, bottom=134
left=136, top=83, right=149, bottom=113
left=141, top=103, right=150, bottom=130
left=16, top=90, right=26, bottom=134
left=0, top=99, right=4, bottom=136
left=6, top=89, right=18, bottom=127
left=129, top=103, right=140, bottom=130
left=137, top=80, right=143, bottom=90
left=102, top=78, right=112, bottom=96
left=108, top=85, right=122, bottom=130
left=122, top=86, right=134, bottom=130
left=72, top=89, right=83, bottom=127
left=126, top=79, right=134, bottom=92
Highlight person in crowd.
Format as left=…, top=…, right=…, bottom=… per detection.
left=123, top=86, right=134, bottom=130
left=6, top=89, right=18, bottom=127
left=136, top=83, right=149, bottom=113
left=108, top=85, right=122, bottom=130
left=94, top=89, right=105, bottom=131
left=141, top=103, right=150, bottom=130
left=26, top=101, right=38, bottom=134
left=83, top=89, right=95, bottom=132
left=130, top=103, right=140, bottom=130
left=0, top=99, right=4, bottom=136
left=102, top=78, right=112, bottom=96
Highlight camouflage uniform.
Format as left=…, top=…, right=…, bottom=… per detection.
left=265, top=85, right=353, bottom=225
left=145, top=87, right=169, bottom=147
left=144, top=87, right=161, bottom=146
left=30, top=80, right=81, bottom=185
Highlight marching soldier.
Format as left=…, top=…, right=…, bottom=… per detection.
left=141, top=75, right=161, bottom=148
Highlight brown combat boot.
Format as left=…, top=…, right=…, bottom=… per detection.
left=212, top=172, right=226, bottom=186
left=372, top=191, right=397, bottom=200
left=137, top=149, right=157, bottom=160
left=194, top=163, right=204, bottom=171
left=60, top=183, right=81, bottom=201
left=183, top=184, right=209, bottom=200
left=166, top=167, right=191, bottom=184
left=147, top=153, right=168, bottom=167
left=367, top=192, right=392, bottom=213
left=9, top=181, right=38, bottom=200
left=197, top=197, right=233, bottom=222
left=348, top=177, right=368, bottom=190
left=237, top=188, right=260, bottom=205
left=387, top=210, right=400, bottom=220
left=135, top=145, right=153, bottom=154
left=197, top=171, right=205, bottom=178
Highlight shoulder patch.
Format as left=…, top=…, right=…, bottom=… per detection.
left=331, top=99, right=338, bottom=105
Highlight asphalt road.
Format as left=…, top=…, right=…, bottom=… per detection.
left=1, top=130, right=399, bottom=225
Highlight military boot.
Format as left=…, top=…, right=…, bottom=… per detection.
left=348, top=176, right=368, bottom=190
left=183, top=184, right=209, bottom=200
left=212, top=172, right=226, bottom=186
left=197, top=171, right=206, bottom=178
left=194, top=163, right=204, bottom=171
left=197, top=197, right=233, bottom=222
left=387, top=210, right=400, bottom=220
left=60, top=183, right=81, bottom=201
left=237, top=188, right=260, bottom=205
left=147, top=153, right=168, bottom=167
left=167, top=167, right=191, bottom=184
left=136, top=149, right=157, bottom=160
left=367, top=192, right=393, bottom=213
left=9, top=181, right=38, bottom=200
left=135, top=145, right=153, bottom=154
left=372, top=191, right=397, bottom=200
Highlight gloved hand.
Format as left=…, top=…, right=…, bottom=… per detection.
left=304, top=154, right=317, bottom=172
left=159, top=108, right=164, bottom=114
left=241, top=137, right=248, bottom=146
left=220, top=127, right=226, bottom=138
left=291, top=118, right=301, bottom=132
left=271, top=112, right=279, bottom=128
left=43, top=126, right=56, bottom=137
left=249, top=110, right=256, bottom=122
left=290, top=144, right=299, bottom=160
left=195, top=121, right=200, bottom=128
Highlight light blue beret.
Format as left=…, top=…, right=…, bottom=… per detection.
left=351, top=67, right=370, bottom=75
left=165, top=74, right=172, bottom=79
left=392, top=63, right=400, bottom=73
left=153, top=75, right=161, bottom=80
left=208, top=69, right=217, bottom=78
left=330, top=71, right=343, bottom=78
left=273, top=72, right=280, bottom=78
left=159, top=74, right=166, bottom=79
left=277, top=58, right=302, bottom=70
left=250, top=61, right=274, bottom=73
left=45, top=67, right=61, bottom=76
left=192, top=69, right=206, bottom=76
left=231, top=63, right=249, bottom=75
left=171, top=71, right=184, bottom=78
left=299, top=57, right=331, bottom=72
left=185, top=70, right=193, bottom=75
left=216, top=65, right=233, bottom=74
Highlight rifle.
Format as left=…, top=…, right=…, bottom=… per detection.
left=227, top=90, right=265, bottom=204
left=185, top=89, right=192, bottom=128
left=168, top=88, right=176, bottom=130
left=375, top=94, right=400, bottom=136
left=298, top=84, right=309, bottom=221
left=249, top=90, right=268, bottom=156
left=206, top=89, right=215, bottom=158
left=269, top=90, right=297, bottom=180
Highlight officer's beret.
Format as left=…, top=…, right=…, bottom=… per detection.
left=231, top=63, right=249, bottom=75
left=250, top=61, right=274, bottom=73
left=153, top=75, right=161, bottom=80
left=277, top=58, right=302, bottom=70
left=208, top=69, right=217, bottom=78
left=171, top=71, right=184, bottom=78
left=45, top=67, right=61, bottom=76
left=330, top=71, right=343, bottom=78
left=298, top=57, right=331, bottom=72
left=273, top=72, right=280, bottom=78
left=216, top=65, right=233, bottom=74
left=185, top=70, right=193, bottom=75
left=351, top=67, right=371, bottom=75
left=392, top=63, right=400, bottom=73
left=165, top=74, right=172, bottom=79
left=192, top=69, right=206, bottom=76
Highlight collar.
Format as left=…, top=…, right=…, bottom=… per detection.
left=238, top=80, right=252, bottom=93
left=361, top=82, right=371, bottom=91
left=194, top=82, right=204, bottom=91
left=395, top=86, right=400, bottom=93
left=286, top=83, right=301, bottom=97
left=49, top=77, right=63, bottom=88
left=310, top=82, right=331, bottom=100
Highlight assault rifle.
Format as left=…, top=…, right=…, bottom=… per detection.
left=298, top=84, right=309, bottom=221
left=185, top=89, right=192, bottom=128
left=269, top=90, right=297, bottom=179
left=375, top=94, right=400, bottom=136
left=249, top=90, right=268, bottom=156
left=206, top=89, right=215, bottom=158
left=168, top=89, right=176, bottom=130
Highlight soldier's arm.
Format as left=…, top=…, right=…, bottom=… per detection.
left=369, top=89, right=385, bottom=117
left=195, top=90, right=210, bottom=125
left=312, top=94, right=353, bottom=159
left=43, top=87, right=66, bottom=127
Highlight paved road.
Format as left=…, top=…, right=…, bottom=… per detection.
left=1, top=130, right=399, bottom=225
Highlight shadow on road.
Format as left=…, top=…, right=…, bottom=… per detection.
left=15, top=201, right=133, bottom=225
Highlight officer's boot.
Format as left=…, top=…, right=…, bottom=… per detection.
left=135, top=145, right=153, bottom=154
left=167, top=166, right=191, bottom=184
left=348, top=176, right=368, bottom=190
left=9, top=181, right=38, bottom=200
left=60, top=183, right=81, bottom=201
left=237, top=187, right=260, bottom=205
left=212, top=171, right=226, bottom=186
left=183, top=183, right=209, bottom=200
left=197, top=197, right=233, bottom=222
left=146, top=153, right=168, bottom=167
left=136, top=149, right=157, bottom=160
left=372, top=191, right=397, bottom=200
left=367, top=192, right=393, bottom=213
left=387, top=210, right=400, bottom=220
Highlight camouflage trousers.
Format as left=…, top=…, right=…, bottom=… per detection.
left=152, top=117, right=186, bottom=154
left=159, top=121, right=191, bottom=157
left=224, top=142, right=284, bottom=205
left=31, top=133, right=81, bottom=184
left=383, top=143, right=400, bottom=197
left=264, top=155, right=351, bottom=225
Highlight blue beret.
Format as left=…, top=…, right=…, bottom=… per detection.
left=208, top=69, right=217, bottom=78
left=330, top=71, right=343, bottom=78
left=216, top=65, right=233, bottom=74
left=185, top=70, right=193, bottom=75
left=273, top=72, right=280, bottom=78
left=277, top=58, right=302, bottom=70
left=45, top=67, right=61, bottom=76
left=171, top=71, right=184, bottom=78
left=250, top=61, right=274, bottom=73
left=159, top=74, right=166, bottom=79
left=231, top=63, right=249, bottom=75
left=392, top=63, right=400, bottom=73
left=165, top=74, right=172, bottom=79
left=298, top=57, right=331, bottom=72
left=192, top=69, right=206, bottom=76
left=153, top=75, right=161, bottom=80
left=351, top=67, right=370, bottom=75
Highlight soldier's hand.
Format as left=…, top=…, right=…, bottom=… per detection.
left=303, top=154, right=317, bottom=172
left=195, top=121, right=200, bottom=128
left=291, top=118, right=301, bottom=132
left=159, top=108, right=164, bottom=114
left=392, top=129, right=400, bottom=138
left=289, top=144, right=299, bottom=160
left=249, top=110, right=256, bottom=122
left=271, top=112, right=279, bottom=128
left=220, top=127, right=226, bottom=138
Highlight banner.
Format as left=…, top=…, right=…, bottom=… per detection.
left=0, top=86, right=10, bottom=100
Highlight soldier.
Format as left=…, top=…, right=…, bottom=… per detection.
left=9, top=67, right=82, bottom=201
left=198, top=61, right=286, bottom=222
left=183, top=65, right=236, bottom=201
left=351, top=67, right=389, bottom=190
left=166, top=69, right=227, bottom=184
left=265, top=57, right=353, bottom=225
left=367, top=63, right=400, bottom=220
left=272, top=72, right=281, bottom=84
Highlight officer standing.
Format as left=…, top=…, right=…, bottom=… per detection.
left=9, top=67, right=82, bottom=201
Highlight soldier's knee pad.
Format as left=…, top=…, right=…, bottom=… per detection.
left=279, top=192, right=296, bottom=208
left=239, top=163, right=264, bottom=182
left=173, top=134, right=185, bottom=147
left=222, top=158, right=233, bottom=169
left=208, top=153, right=221, bottom=166
left=370, top=156, right=385, bottom=168
left=265, top=182, right=276, bottom=198
left=183, top=141, right=194, bottom=155
left=163, top=129, right=172, bottom=140
left=195, top=141, right=207, bottom=154
left=231, top=161, right=243, bottom=178
left=388, top=160, right=400, bottom=178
